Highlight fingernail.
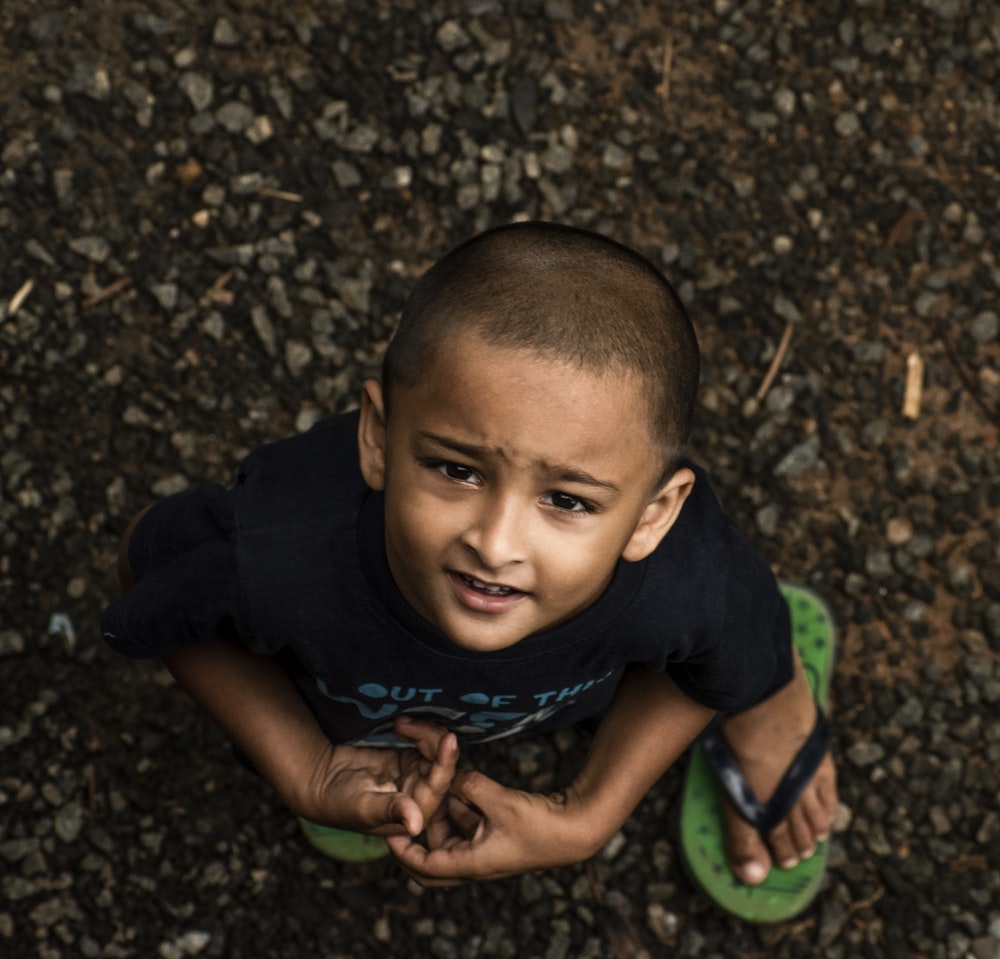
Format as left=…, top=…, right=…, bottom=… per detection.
left=741, top=861, right=767, bottom=884
left=779, top=857, right=800, bottom=870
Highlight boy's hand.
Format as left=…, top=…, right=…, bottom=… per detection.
left=388, top=668, right=715, bottom=885
left=385, top=770, right=605, bottom=885
left=307, top=716, right=459, bottom=838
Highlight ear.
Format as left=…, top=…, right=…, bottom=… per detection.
left=358, top=379, right=388, bottom=491
left=621, top=467, right=695, bottom=562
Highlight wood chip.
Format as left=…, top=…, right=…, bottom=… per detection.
left=7, top=278, right=34, bottom=316
left=902, top=351, right=924, bottom=419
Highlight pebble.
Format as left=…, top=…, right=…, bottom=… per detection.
left=971, top=310, right=998, bottom=343
left=774, top=434, right=821, bottom=478
left=847, top=741, right=886, bottom=767
left=68, top=236, right=111, bottom=263
left=53, top=801, right=84, bottom=843
left=179, top=72, right=214, bottom=112
left=0, top=631, right=25, bottom=657
left=212, top=17, right=240, bottom=47
left=216, top=101, right=255, bottom=133
left=436, top=20, right=471, bottom=52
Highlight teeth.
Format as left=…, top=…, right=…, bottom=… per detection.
left=465, top=575, right=513, bottom=595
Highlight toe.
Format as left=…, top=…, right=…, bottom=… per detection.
left=723, top=802, right=772, bottom=885
left=766, top=818, right=803, bottom=870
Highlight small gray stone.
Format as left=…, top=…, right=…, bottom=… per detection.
left=541, top=144, right=574, bottom=174
left=436, top=20, right=470, bottom=52
left=68, top=235, right=111, bottom=263
left=284, top=340, right=313, bottom=377
left=971, top=310, right=998, bottom=343
left=835, top=111, right=861, bottom=137
left=892, top=699, right=924, bottom=727
left=151, top=474, right=190, bottom=497
left=847, top=741, right=885, bottom=766
left=216, top=101, right=254, bottom=133
left=852, top=341, right=885, bottom=363
left=756, top=503, right=780, bottom=537
left=865, top=548, right=893, bottom=579
left=602, top=143, right=630, bottom=169
left=0, top=838, right=40, bottom=863
left=332, top=160, right=362, bottom=189
left=179, top=72, right=214, bottom=112
left=212, top=17, right=240, bottom=46
left=861, top=418, right=891, bottom=448
left=774, top=434, right=821, bottom=478
left=0, top=631, right=25, bottom=657
left=66, top=62, right=111, bottom=100
left=245, top=115, right=274, bottom=144
left=54, top=801, right=84, bottom=843
left=251, top=305, right=277, bottom=356
left=151, top=283, right=179, bottom=311
left=773, top=294, right=803, bottom=323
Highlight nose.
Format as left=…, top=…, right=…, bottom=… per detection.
left=460, top=493, right=527, bottom=571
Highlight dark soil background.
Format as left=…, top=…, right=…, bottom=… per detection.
left=1, top=1, right=998, bottom=957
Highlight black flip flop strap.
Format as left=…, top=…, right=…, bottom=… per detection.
left=700, top=708, right=830, bottom=837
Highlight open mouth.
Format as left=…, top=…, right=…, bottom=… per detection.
left=460, top=574, right=519, bottom=596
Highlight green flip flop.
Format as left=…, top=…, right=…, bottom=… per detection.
left=299, top=819, right=390, bottom=862
left=678, top=582, right=836, bottom=923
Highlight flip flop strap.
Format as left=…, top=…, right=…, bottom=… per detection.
left=700, top=708, right=830, bottom=837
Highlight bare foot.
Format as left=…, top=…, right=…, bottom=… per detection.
left=718, top=650, right=838, bottom=885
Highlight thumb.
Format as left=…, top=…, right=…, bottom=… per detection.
left=449, top=769, right=501, bottom=811
left=365, top=791, right=423, bottom=837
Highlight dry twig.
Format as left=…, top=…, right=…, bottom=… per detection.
left=202, top=268, right=237, bottom=306
left=655, top=29, right=674, bottom=106
left=755, top=321, right=795, bottom=403
left=258, top=186, right=303, bottom=203
left=8, top=278, right=34, bottom=316
left=82, top=276, right=133, bottom=310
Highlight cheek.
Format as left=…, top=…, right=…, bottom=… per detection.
left=547, top=537, right=618, bottom=591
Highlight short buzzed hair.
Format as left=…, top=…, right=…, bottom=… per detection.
left=382, top=221, right=700, bottom=479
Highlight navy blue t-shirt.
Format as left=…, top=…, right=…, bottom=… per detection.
left=102, top=412, right=792, bottom=746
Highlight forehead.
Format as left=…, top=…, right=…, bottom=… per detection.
left=391, top=331, right=661, bottom=480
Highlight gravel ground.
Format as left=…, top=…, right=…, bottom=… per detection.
left=2, top=1, right=999, bottom=957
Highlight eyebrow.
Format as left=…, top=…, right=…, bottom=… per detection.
left=419, top=431, right=622, bottom=493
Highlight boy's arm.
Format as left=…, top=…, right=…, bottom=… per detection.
left=117, top=508, right=457, bottom=836
left=161, top=639, right=455, bottom=834
left=388, top=666, right=714, bottom=883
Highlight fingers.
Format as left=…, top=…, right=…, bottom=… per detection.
left=394, top=715, right=453, bottom=762
left=356, top=790, right=423, bottom=837
left=446, top=794, right=484, bottom=839
left=385, top=835, right=472, bottom=888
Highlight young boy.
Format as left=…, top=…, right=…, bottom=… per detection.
left=102, top=222, right=836, bottom=914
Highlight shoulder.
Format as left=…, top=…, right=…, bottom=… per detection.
left=639, top=463, right=776, bottom=616
left=235, top=411, right=366, bottom=524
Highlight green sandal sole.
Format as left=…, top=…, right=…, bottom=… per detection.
left=678, top=582, right=836, bottom=923
left=299, top=819, right=390, bottom=862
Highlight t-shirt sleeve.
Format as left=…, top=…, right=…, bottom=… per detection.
left=640, top=465, right=795, bottom=714
left=665, top=572, right=793, bottom=714
left=100, top=484, right=241, bottom=659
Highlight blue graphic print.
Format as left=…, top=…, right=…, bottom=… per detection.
left=315, top=670, right=617, bottom=745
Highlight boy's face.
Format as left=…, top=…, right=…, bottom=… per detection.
left=359, top=330, right=694, bottom=654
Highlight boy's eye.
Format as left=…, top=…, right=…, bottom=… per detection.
left=544, top=491, right=593, bottom=513
left=433, top=461, right=480, bottom=484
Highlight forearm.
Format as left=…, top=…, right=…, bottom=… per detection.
left=569, top=666, right=715, bottom=851
left=163, top=638, right=332, bottom=818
